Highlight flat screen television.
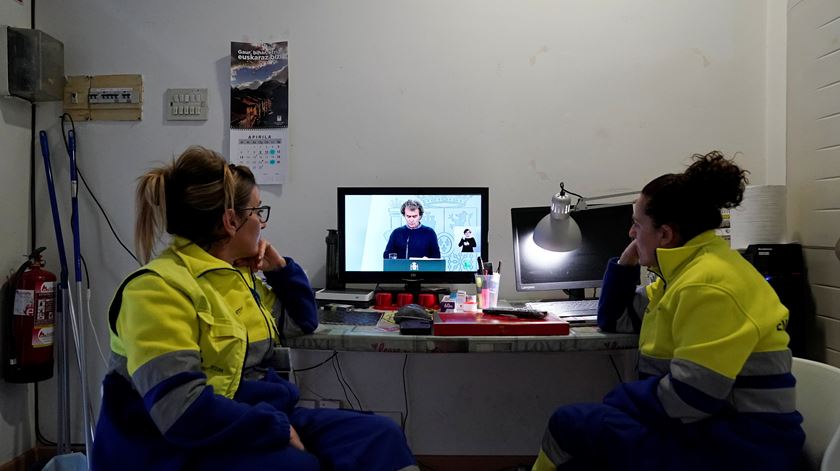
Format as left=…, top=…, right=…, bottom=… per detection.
left=338, top=187, right=489, bottom=287
left=511, top=203, right=633, bottom=293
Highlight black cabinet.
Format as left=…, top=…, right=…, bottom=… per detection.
left=742, top=244, right=815, bottom=357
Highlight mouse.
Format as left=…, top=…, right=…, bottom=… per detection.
left=394, top=303, right=432, bottom=323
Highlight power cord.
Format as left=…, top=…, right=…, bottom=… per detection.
left=60, top=113, right=139, bottom=265
left=330, top=355, right=356, bottom=409
left=334, top=353, right=362, bottom=410
left=293, top=351, right=338, bottom=373
left=292, top=351, right=362, bottom=410
left=608, top=354, right=623, bottom=383
left=79, top=255, right=108, bottom=367
left=292, top=353, right=337, bottom=402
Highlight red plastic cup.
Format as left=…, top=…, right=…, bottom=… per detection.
left=375, top=292, right=393, bottom=309
left=418, top=293, right=436, bottom=308
left=396, top=293, right=414, bottom=306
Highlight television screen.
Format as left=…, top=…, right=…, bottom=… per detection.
left=511, top=203, right=633, bottom=291
left=338, top=187, right=489, bottom=285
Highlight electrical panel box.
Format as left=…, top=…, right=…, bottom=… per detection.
left=63, top=74, right=143, bottom=121
left=1, top=26, right=64, bottom=102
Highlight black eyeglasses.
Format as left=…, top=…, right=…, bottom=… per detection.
left=239, top=205, right=271, bottom=224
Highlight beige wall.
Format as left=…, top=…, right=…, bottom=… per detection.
left=787, top=0, right=840, bottom=367
left=0, top=1, right=36, bottom=465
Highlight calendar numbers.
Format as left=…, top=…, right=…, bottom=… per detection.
left=231, top=133, right=287, bottom=184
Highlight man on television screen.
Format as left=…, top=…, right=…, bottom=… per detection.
left=383, top=199, right=441, bottom=259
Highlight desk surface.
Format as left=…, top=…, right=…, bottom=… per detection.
left=285, top=322, right=638, bottom=353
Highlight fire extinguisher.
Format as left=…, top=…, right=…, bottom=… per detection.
left=2, top=247, right=56, bottom=383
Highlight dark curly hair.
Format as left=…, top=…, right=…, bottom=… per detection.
left=641, top=151, right=749, bottom=244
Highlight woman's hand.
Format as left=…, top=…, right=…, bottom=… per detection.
left=289, top=425, right=305, bottom=451
left=618, top=240, right=640, bottom=266
left=234, top=239, right=287, bottom=272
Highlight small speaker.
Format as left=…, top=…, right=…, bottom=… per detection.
left=742, top=243, right=815, bottom=357
left=325, top=229, right=344, bottom=290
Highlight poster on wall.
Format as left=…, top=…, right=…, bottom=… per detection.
left=230, top=41, right=289, bottom=185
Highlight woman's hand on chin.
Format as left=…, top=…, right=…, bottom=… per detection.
left=234, top=239, right=287, bottom=272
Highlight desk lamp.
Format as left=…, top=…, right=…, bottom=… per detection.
left=533, top=183, right=638, bottom=252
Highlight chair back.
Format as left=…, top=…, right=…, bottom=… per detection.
left=791, top=357, right=840, bottom=470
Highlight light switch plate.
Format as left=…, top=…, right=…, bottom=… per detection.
left=166, top=88, right=207, bottom=121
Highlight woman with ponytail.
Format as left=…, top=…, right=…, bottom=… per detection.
left=93, top=147, right=417, bottom=471
left=534, top=151, right=804, bottom=470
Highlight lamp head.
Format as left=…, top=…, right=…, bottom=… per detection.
left=531, top=183, right=637, bottom=252
left=533, top=183, right=582, bottom=252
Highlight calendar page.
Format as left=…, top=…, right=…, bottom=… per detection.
left=230, top=41, right=289, bottom=185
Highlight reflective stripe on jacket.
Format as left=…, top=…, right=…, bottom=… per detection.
left=639, top=230, right=794, bottom=421
left=108, top=237, right=280, bottom=399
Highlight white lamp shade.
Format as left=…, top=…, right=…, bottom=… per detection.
left=529, top=185, right=636, bottom=252
left=533, top=214, right=582, bottom=252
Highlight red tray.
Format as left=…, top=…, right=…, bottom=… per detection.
left=433, top=312, right=570, bottom=336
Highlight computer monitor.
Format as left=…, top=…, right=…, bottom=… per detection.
left=511, top=203, right=633, bottom=293
left=338, top=187, right=489, bottom=288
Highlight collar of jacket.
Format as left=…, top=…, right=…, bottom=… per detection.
left=167, top=236, right=250, bottom=279
left=653, top=230, right=724, bottom=283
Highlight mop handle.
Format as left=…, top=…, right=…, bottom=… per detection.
left=68, top=130, right=82, bottom=283
left=38, top=131, right=69, bottom=285
left=66, top=129, right=95, bottom=461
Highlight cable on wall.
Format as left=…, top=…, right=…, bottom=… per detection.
left=60, top=113, right=139, bottom=265
left=333, top=353, right=362, bottom=410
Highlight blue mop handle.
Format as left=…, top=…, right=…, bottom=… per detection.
left=68, top=130, right=82, bottom=283
left=39, top=131, right=69, bottom=286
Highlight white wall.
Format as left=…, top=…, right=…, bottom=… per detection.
left=0, top=1, right=36, bottom=464
left=11, top=0, right=784, bottom=458
left=787, top=0, right=840, bottom=366
left=36, top=0, right=780, bottom=299
left=766, top=0, right=788, bottom=185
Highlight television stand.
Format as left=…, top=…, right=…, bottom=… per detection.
left=402, top=278, right=423, bottom=294
left=397, top=279, right=450, bottom=297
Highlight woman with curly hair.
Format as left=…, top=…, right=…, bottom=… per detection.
left=533, top=151, right=804, bottom=470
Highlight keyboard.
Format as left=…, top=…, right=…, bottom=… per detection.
left=318, top=309, right=383, bottom=326
left=525, top=299, right=599, bottom=318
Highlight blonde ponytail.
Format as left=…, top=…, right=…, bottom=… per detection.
left=135, top=167, right=169, bottom=263
left=134, top=146, right=257, bottom=259
left=221, top=163, right=237, bottom=212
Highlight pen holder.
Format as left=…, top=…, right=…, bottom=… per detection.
left=474, top=274, right=500, bottom=310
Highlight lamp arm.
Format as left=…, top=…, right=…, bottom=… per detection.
left=584, top=190, right=639, bottom=201
left=576, top=190, right=638, bottom=211
left=556, top=182, right=636, bottom=203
